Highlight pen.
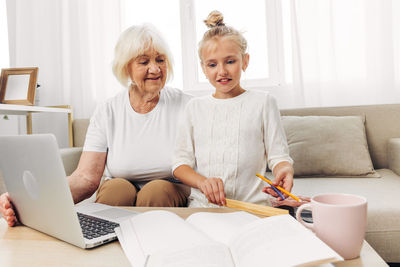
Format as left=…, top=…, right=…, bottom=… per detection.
left=256, top=173, right=301, bottom=202
left=269, top=183, right=286, bottom=200
left=257, top=174, right=285, bottom=200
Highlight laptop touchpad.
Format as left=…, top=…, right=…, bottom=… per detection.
left=92, top=208, right=138, bottom=220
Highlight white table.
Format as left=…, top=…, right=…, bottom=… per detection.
left=0, top=104, right=73, bottom=147
left=0, top=207, right=389, bottom=267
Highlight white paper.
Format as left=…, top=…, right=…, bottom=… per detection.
left=186, top=211, right=259, bottom=245
left=147, top=243, right=234, bottom=267
left=115, top=226, right=136, bottom=266
left=228, top=215, right=343, bottom=267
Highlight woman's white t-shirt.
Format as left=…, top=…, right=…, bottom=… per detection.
left=83, top=87, right=192, bottom=186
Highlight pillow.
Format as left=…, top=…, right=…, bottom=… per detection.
left=281, top=116, right=380, bottom=178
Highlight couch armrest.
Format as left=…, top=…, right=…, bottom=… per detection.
left=60, top=147, right=82, bottom=176
left=388, top=138, right=400, bottom=176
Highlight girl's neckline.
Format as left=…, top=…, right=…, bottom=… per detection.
left=209, top=90, right=249, bottom=102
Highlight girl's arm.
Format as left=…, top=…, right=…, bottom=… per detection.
left=173, top=165, right=226, bottom=206
left=263, top=94, right=294, bottom=198
left=173, top=101, right=225, bottom=206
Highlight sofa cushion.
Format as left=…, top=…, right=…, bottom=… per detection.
left=60, top=147, right=83, bottom=176
left=72, top=119, right=90, bottom=147
left=282, top=116, right=379, bottom=177
left=281, top=104, right=400, bottom=169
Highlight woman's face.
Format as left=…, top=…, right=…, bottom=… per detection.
left=128, top=47, right=167, bottom=94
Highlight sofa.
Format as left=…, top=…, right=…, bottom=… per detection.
left=280, top=104, right=400, bottom=263
left=0, top=103, right=399, bottom=263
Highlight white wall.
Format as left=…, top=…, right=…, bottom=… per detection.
left=0, top=0, right=16, bottom=136
left=2, top=0, right=72, bottom=147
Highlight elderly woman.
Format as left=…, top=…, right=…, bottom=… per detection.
left=0, top=24, right=192, bottom=226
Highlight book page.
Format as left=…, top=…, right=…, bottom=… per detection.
left=115, top=226, right=136, bottom=265
left=186, top=211, right=259, bottom=245
left=147, top=243, right=234, bottom=267
left=228, top=215, right=343, bottom=267
left=117, top=210, right=232, bottom=267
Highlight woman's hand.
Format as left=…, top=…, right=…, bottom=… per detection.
left=270, top=195, right=311, bottom=207
left=0, top=192, right=18, bottom=227
left=262, top=161, right=294, bottom=199
left=197, top=177, right=226, bottom=206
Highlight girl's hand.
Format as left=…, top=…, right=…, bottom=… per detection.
left=197, top=177, right=226, bottom=206
left=0, top=192, right=18, bottom=227
left=262, top=161, right=294, bottom=199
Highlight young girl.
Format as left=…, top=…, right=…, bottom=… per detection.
left=173, top=11, right=294, bottom=207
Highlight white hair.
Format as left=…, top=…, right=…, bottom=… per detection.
left=112, top=23, right=174, bottom=87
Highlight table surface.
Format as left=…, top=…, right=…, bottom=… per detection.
left=0, top=207, right=388, bottom=267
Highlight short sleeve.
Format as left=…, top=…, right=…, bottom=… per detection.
left=83, top=103, right=108, bottom=152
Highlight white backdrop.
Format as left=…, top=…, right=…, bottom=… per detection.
left=6, top=0, right=122, bottom=119
left=283, top=0, right=400, bottom=108
left=2, top=0, right=400, bottom=146
left=4, top=0, right=123, bottom=147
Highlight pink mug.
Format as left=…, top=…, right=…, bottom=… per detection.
left=296, top=193, right=367, bottom=260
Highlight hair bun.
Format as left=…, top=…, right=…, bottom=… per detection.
left=204, top=10, right=225, bottom=28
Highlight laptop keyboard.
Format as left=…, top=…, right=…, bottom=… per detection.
left=77, top=212, right=119, bottom=240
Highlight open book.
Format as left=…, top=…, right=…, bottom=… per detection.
left=115, top=211, right=343, bottom=267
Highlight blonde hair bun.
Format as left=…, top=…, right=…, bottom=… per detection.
left=204, top=10, right=225, bottom=28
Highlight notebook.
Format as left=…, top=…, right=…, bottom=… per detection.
left=0, top=134, right=139, bottom=248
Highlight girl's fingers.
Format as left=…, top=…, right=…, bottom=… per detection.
left=204, top=183, right=216, bottom=204
left=210, top=182, right=221, bottom=205
left=263, top=187, right=278, bottom=197
left=217, top=179, right=225, bottom=205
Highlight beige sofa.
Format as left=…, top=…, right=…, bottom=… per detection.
left=281, top=104, right=400, bottom=263
left=1, top=103, right=399, bottom=263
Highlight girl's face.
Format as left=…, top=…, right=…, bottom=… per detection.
left=128, top=47, right=167, bottom=94
left=201, top=37, right=249, bottom=99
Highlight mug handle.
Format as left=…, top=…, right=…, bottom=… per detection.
left=295, top=203, right=314, bottom=231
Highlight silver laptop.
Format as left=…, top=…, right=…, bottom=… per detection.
left=0, top=134, right=139, bottom=249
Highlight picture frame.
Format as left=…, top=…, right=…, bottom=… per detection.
left=0, top=67, right=39, bottom=105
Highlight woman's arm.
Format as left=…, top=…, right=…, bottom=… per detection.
left=173, top=165, right=226, bottom=206
left=0, top=151, right=106, bottom=226
left=68, top=151, right=107, bottom=204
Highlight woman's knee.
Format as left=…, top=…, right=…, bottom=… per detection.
left=136, top=180, right=189, bottom=207
left=95, top=178, right=137, bottom=206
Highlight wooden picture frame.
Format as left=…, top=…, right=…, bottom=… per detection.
left=0, top=67, right=39, bottom=105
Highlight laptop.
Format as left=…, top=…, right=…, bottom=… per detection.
left=0, top=134, right=139, bottom=249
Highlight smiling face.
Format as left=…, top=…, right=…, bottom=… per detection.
left=128, top=47, right=168, bottom=94
left=201, top=37, right=249, bottom=99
